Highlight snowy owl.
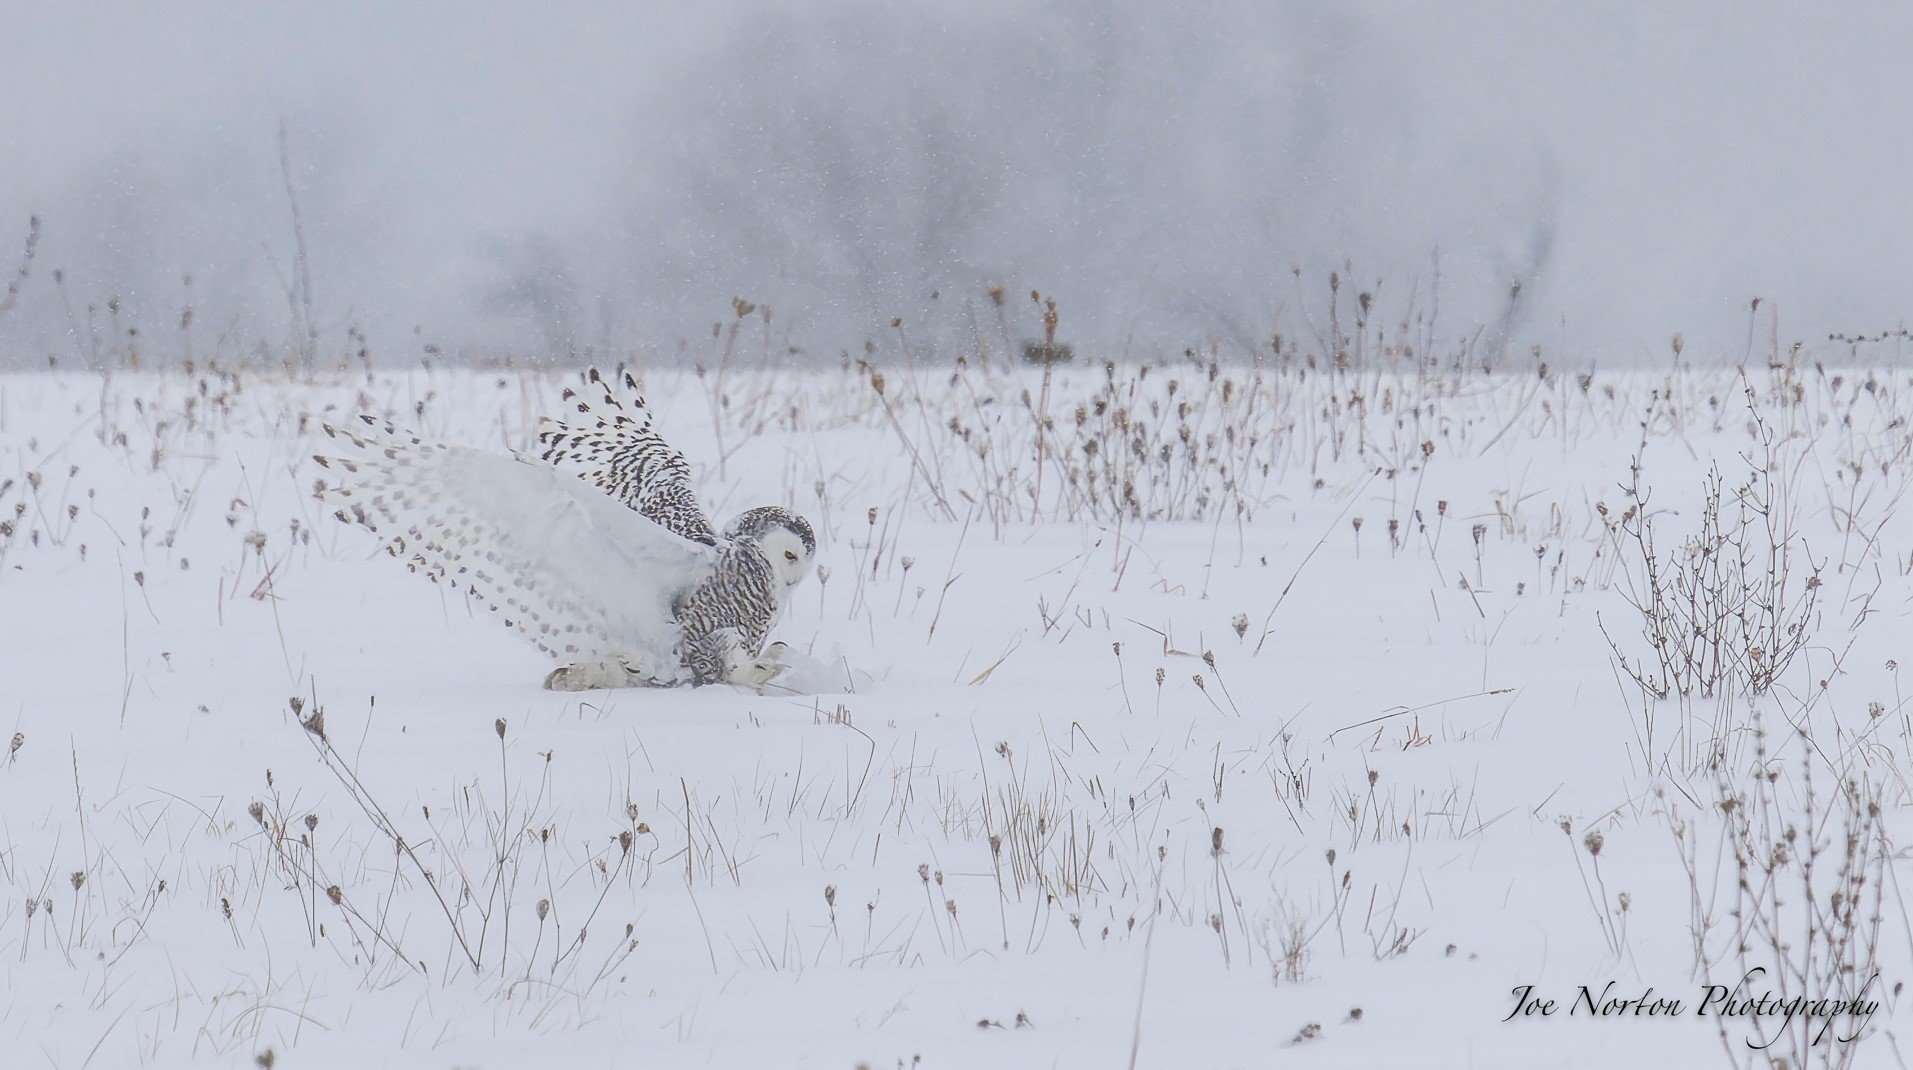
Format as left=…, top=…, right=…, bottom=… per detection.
left=313, top=368, right=815, bottom=691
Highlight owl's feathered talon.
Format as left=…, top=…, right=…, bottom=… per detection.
left=729, top=662, right=786, bottom=692
left=724, top=642, right=791, bottom=692
left=543, top=659, right=676, bottom=691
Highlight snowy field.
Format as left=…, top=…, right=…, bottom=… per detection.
left=0, top=355, right=1908, bottom=1068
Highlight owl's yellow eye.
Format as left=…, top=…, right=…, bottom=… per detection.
left=784, top=550, right=799, bottom=562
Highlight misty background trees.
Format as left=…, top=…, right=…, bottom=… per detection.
left=2, top=0, right=1909, bottom=366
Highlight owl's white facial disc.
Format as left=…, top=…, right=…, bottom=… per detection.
left=759, top=527, right=813, bottom=589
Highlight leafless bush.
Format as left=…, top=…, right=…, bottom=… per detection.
left=974, top=746, right=1103, bottom=904
left=1255, top=902, right=1316, bottom=986
left=1670, top=712, right=1893, bottom=1069
left=1602, top=385, right=1823, bottom=769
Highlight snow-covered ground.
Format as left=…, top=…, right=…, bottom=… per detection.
left=0, top=357, right=1907, bottom=1068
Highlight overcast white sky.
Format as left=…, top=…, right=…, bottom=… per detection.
left=2, top=1, right=1910, bottom=363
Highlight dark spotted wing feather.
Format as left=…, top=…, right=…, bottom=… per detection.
left=536, top=368, right=719, bottom=547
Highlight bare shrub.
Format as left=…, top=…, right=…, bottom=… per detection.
left=1669, top=713, right=1892, bottom=1069
left=1602, top=384, right=1823, bottom=770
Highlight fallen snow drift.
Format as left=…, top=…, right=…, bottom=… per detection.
left=0, top=360, right=1906, bottom=1068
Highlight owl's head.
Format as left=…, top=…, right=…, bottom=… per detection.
left=724, top=506, right=817, bottom=589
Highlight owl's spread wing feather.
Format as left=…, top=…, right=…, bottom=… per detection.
left=535, top=368, right=719, bottom=546
left=315, top=416, right=717, bottom=668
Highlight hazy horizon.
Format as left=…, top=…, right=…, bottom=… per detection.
left=4, top=1, right=1911, bottom=366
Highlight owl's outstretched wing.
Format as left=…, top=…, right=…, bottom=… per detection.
left=536, top=367, right=720, bottom=546
left=315, top=416, right=717, bottom=666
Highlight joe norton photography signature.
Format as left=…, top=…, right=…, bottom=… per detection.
left=1503, top=968, right=1887, bottom=1048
